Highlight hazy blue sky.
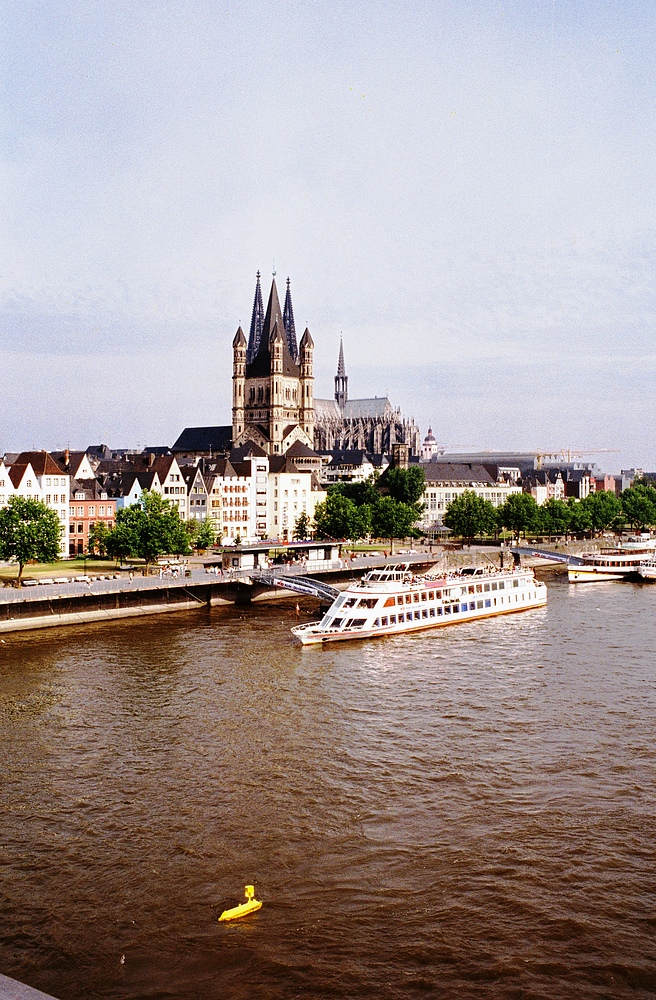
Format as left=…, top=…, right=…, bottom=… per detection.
left=3, top=1, right=655, bottom=471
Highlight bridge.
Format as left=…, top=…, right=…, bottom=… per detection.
left=510, top=545, right=584, bottom=566
left=250, top=573, right=340, bottom=602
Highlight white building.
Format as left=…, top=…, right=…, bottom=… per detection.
left=1, top=452, right=71, bottom=557
left=268, top=456, right=326, bottom=541
left=420, top=462, right=521, bottom=530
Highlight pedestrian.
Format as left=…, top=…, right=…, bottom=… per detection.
left=295, top=603, right=300, bottom=616
left=129, top=570, right=133, bottom=584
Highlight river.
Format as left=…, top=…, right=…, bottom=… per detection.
left=0, top=575, right=655, bottom=999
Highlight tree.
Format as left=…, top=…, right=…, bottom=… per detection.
left=105, top=491, right=190, bottom=566
left=621, top=483, right=656, bottom=530
left=313, top=492, right=371, bottom=540
left=537, top=498, right=571, bottom=538
left=0, top=496, right=61, bottom=584
left=195, top=518, right=216, bottom=550
left=384, top=466, right=426, bottom=505
left=581, top=490, right=622, bottom=533
left=567, top=498, right=593, bottom=536
left=329, top=474, right=380, bottom=507
left=443, top=490, right=497, bottom=544
left=370, top=496, right=420, bottom=552
left=497, top=493, right=540, bottom=542
left=87, top=521, right=109, bottom=556
left=293, top=511, right=311, bottom=540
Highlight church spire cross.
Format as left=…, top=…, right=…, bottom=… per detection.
left=247, top=271, right=264, bottom=364
left=283, top=276, right=298, bottom=362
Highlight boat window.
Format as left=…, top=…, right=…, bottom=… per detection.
left=485, top=599, right=491, bottom=608
left=397, top=596, right=403, bottom=605
left=437, top=606, right=442, bottom=615
left=381, top=617, right=388, bottom=626
left=331, top=618, right=343, bottom=628
left=343, top=598, right=357, bottom=608
left=405, top=594, right=412, bottom=604
left=389, top=615, right=396, bottom=624
left=348, top=618, right=366, bottom=628
left=420, top=591, right=427, bottom=601
left=468, top=585, right=475, bottom=594
left=413, top=593, right=420, bottom=602
left=384, top=596, right=396, bottom=607
left=398, top=613, right=404, bottom=622
left=444, top=605, right=452, bottom=614
left=484, top=583, right=490, bottom=592
left=491, top=582, right=497, bottom=590
left=414, top=610, right=421, bottom=620
left=358, top=598, right=378, bottom=609
left=469, top=602, right=476, bottom=611
left=498, top=581, right=505, bottom=589
left=373, top=619, right=380, bottom=627
left=429, top=608, right=435, bottom=617
left=428, top=591, right=434, bottom=601
left=436, top=590, right=441, bottom=599
left=476, top=584, right=483, bottom=593
left=513, top=579, right=519, bottom=588
left=477, top=600, right=483, bottom=609
left=422, top=609, right=428, bottom=618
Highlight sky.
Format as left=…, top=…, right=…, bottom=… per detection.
left=2, top=0, right=656, bottom=472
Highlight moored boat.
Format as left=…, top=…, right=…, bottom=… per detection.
left=291, top=563, right=547, bottom=645
left=568, top=537, right=656, bottom=583
left=638, top=556, right=656, bottom=581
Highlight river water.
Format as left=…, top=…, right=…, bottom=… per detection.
left=0, top=575, right=655, bottom=999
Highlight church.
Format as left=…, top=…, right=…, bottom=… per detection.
left=313, top=339, right=421, bottom=455
left=175, top=272, right=420, bottom=463
left=231, top=272, right=314, bottom=455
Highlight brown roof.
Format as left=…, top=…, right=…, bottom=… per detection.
left=14, top=451, right=65, bottom=477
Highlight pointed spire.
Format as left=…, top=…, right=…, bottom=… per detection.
left=334, top=336, right=348, bottom=410
left=283, top=277, right=298, bottom=362
left=247, top=271, right=264, bottom=364
left=337, top=336, right=346, bottom=377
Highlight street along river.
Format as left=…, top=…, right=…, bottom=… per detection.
left=0, top=576, right=654, bottom=999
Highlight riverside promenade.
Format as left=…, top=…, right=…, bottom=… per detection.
left=0, top=553, right=439, bottom=635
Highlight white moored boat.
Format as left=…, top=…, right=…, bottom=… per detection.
left=568, top=537, right=656, bottom=583
left=291, top=564, right=547, bottom=645
left=638, top=556, right=656, bottom=581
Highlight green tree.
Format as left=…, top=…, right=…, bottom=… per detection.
left=0, top=496, right=61, bottom=584
left=195, top=518, right=216, bottom=550
left=537, top=498, right=571, bottom=538
left=313, top=492, right=371, bottom=540
left=581, top=490, right=622, bottom=533
left=293, top=511, right=311, bottom=540
left=87, top=521, right=109, bottom=556
left=567, top=498, right=593, bottom=536
left=370, top=496, right=420, bottom=553
left=384, top=465, right=426, bottom=505
left=443, top=490, right=497, bottom=544
left=330, top=473, right=380, bottom=507
left=621, top=483, right=656, bottom=530
left=498, top=493, right=540, bottom=542
left=105, top=491, right=190, bottom=566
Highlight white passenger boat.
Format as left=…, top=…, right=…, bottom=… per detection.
left=638, top=556, right=656, bottom=581
left=291, top=564, right=547, bottom=645
left=568, top=537, right=656, bottom=583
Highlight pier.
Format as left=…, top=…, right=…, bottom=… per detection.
left=0, top=554, right=438, bottom=634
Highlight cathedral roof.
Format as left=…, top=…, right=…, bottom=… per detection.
left=314, top=398, right=342, bottom=420
left=342, top=397, right=395, bottom=419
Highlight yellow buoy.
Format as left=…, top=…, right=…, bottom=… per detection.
left=218, top=884, right=263, bottom=922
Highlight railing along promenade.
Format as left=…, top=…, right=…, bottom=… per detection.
left=0, top=554, right=438, bottom=635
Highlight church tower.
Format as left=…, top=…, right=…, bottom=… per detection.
left=334, top=337, right=348, bottom=410
left=231, top=326, right=247, bottom=439
left=232, top=275, right=315, bottom=456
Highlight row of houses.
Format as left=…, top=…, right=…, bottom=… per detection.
left=0, top=442, right=328, bottom=557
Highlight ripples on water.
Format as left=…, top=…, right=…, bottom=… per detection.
left=0, top=577, right=655, bottom=998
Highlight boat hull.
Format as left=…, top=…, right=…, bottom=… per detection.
left=568, top=566, right=639, bottom=583
left=293, top=596, right=547, bottom=645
